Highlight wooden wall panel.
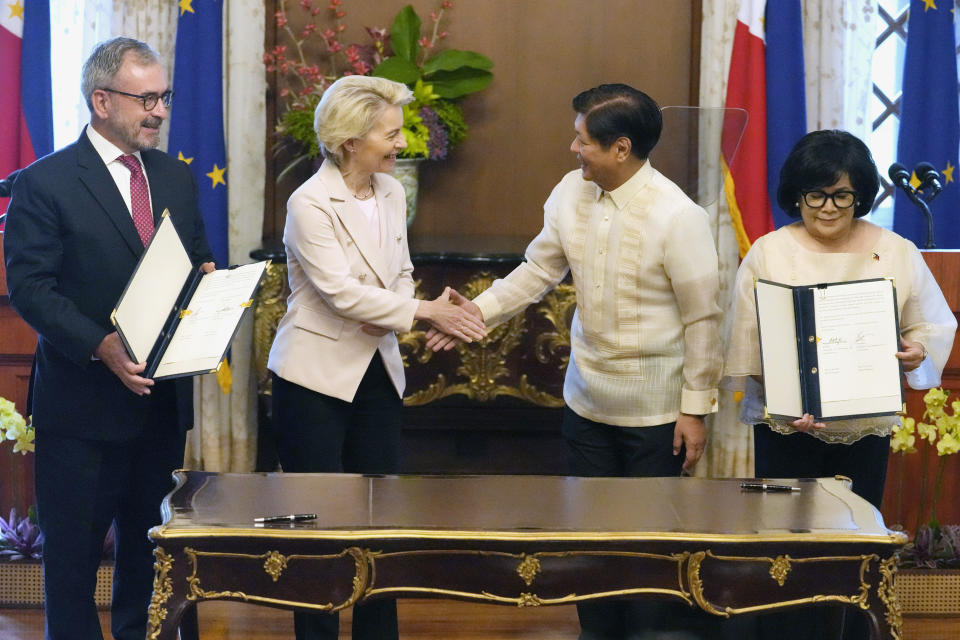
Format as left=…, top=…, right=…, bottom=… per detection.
left=265, top=0, right=699, bottom=242
left=881, top=251, right=960, bottom=531
left=0, top=234, right=37, bottom=514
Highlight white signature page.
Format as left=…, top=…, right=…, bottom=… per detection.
left=153, top=261, right=267, bottom=378
left=813, top=279, right=902, bottom=417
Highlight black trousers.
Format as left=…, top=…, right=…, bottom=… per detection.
left=35, top=428, right=185, bottom=640
left=272, top=354, right=401, bottom=640
left=751, top=425, right=892, bottom=640
left=561, top=408, right=747, bottom=640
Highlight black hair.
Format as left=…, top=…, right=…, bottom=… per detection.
left=571, top=84, right=662, bottom=160
left=777, top=130, right=880, bottom=219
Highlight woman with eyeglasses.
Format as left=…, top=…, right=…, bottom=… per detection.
left=724, top=130, right=956, bottom=639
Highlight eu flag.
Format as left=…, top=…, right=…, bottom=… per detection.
left=893, top=0, right=960, bottom=248
left=168, top=0, right=229, bottom=266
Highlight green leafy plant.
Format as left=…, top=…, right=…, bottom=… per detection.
left=890, top=388, right=960, bottom=568
left=265, top=1, right=492, bottom=180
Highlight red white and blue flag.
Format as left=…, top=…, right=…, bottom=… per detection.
left=1, top=0, right=52, bottom=221
left=722, top=0, right=806, bottom=258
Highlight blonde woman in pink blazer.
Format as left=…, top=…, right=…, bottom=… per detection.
left=266, top=75, right=485, bottom=640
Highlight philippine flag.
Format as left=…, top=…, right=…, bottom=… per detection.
left=722, top=0, right=806, bottom=258
left=0, top=0, right=53, bottom=221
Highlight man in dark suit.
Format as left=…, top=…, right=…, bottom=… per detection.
left=3, top=37, right=214, bottom=640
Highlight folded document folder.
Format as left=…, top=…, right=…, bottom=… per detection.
left=754, top=277, right=904, bottom=421
left=111, top=211, right=268, bottom=379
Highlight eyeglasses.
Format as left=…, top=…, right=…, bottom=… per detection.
left=100, top=88, right=174, bottom=111
left=801, top=190, right=858, bottom=209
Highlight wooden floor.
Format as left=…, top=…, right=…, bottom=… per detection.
left=0, top=602, right=957, bottom=639
left=0, top=600, right=579, bottom=639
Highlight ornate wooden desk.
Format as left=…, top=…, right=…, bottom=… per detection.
left=147, top=471, right=905, bottom=640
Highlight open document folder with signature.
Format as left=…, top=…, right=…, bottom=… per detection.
left=111, top=211, right=268, bottom=379
left=755, top=277, right=904, bottom=421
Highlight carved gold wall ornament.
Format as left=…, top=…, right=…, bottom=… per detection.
left=769, top=555, right=791, bottom=586
left=146, top=547, right=174, bottom=640
left=252, top=262, right=291, bottom=393
left=263, top=550, right=288, bottom=582
left=516, top=554, right=542, bottom=586
left=534, top=284, right=576, bottom=368
left=400, top=272, right=569, bottom=407
left=182, top=546, right=368, bottom=611
left=878, top=555, right=903, bottom=640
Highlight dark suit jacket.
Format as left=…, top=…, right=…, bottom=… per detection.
left=2, top=129, right=213, bottom=440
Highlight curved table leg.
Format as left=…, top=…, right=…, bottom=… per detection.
left=147, top=546, right=197, bottom=640
left=863, top=555, right=902, bottom=640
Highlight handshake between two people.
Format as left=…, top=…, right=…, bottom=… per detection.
left=361, top=287, right=486, bottom=349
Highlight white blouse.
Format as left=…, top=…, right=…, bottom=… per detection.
left=724, top=223, right=957, bottom=443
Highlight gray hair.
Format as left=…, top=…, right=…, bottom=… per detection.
left=81, top=37, right=161, bottom=111
left=314, top=75, right=413, bottom=165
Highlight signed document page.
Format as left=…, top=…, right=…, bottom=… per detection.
left=813, top=279, right=902, bottom=418
left=154, top=261, right=267, bottom=379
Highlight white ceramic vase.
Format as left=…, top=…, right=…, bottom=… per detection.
left=391, top=158, right=425, bottom=227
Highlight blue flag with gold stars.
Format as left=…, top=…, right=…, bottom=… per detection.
left=893, top=0, right=959, bottom=248
left=169, top=0, right=228, bottom=266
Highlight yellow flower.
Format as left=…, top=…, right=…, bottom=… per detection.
left=923, top=388, right=950, bottom=420
left=0, top=396, right=16, bottom=417
left=917, top=421, right=938, bottom=444
left=11, top=425, right=34, bottom=454
left=936, top=431, right=960, bottom=456
left=0, top=396, right=34, bottom=456
left=891, top=422, right=917, bottom=453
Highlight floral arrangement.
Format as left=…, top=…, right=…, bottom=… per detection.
left=0, top=396, right=33, bottom=455
left=264, top=0, right=492, bottom=179
left=0, top=396, right=40, bottom=560
left=890, top=387, right=960, bottom=568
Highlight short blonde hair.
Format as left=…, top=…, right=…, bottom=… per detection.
left=314, top=76, right=413, bottom=165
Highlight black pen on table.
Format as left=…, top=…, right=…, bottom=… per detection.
left=739, top=482, right=801, bottom=493
left=254, top=513, right=317, bottom=523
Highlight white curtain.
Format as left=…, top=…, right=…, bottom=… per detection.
left=186, top=0, right=266, bottom=472
left=50, top=0, right=113, bottom=148
left=110, top=0, right=179, bottom=150
left=697, top=0, right=876, bottom=478
left=803, top=0, right=877, bottom=141
left=94, top=0, right=265, bottom=472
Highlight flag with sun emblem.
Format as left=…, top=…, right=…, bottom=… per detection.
left=0, top=0, right=52, bottom=222
left=722, top=0, right=806, bottom=258
left=169, top=0, right=228, bottom=266
left=893, top=0, right=960, bottom=248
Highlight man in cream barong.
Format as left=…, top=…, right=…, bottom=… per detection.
left=427, top=84, right=725, bottom=639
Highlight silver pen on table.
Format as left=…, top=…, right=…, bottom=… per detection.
left=253, top=513, right=317, bottom=523
left=739, top=482, right=801, bottom=493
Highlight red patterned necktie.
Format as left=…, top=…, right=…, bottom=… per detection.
left=117, top=154, right=154, bottom=246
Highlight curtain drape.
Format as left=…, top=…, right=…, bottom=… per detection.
left=186, top=0, right=266, bottom=472
left=697, top=0, right=876, bottom=478
left=110, top=0, right=179, bottom=150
